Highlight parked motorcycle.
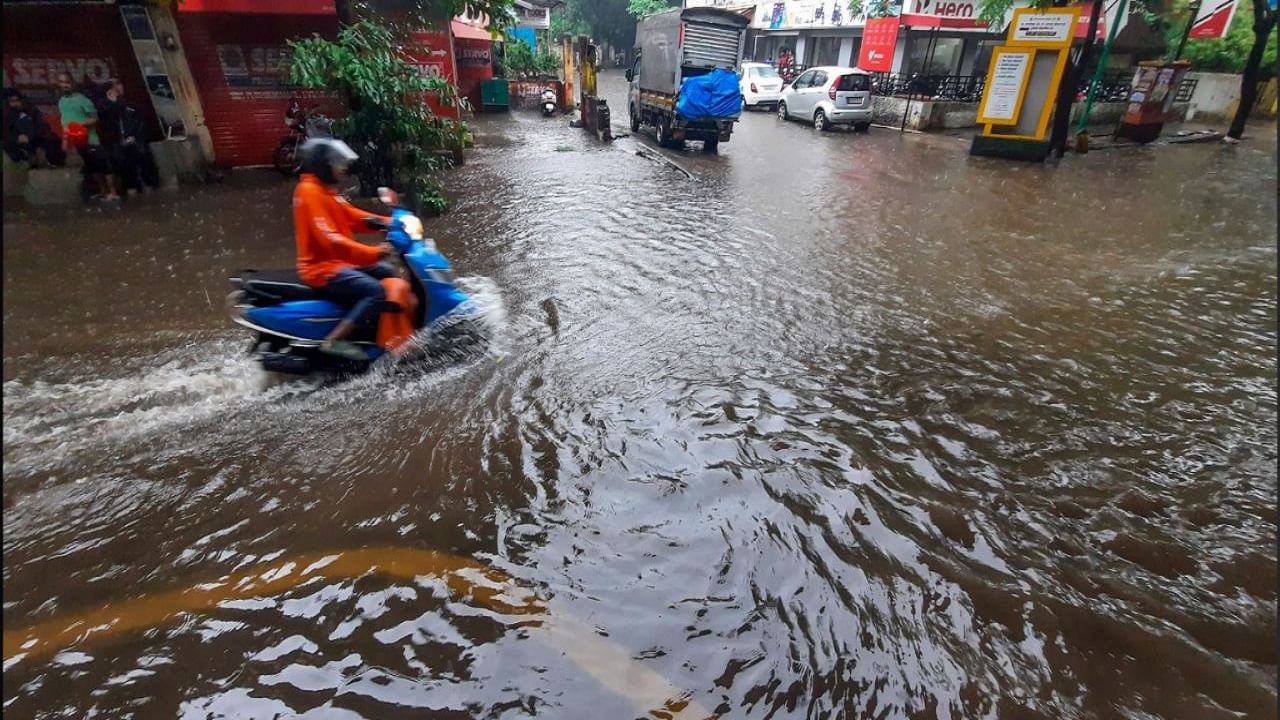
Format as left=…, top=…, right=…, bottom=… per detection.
left=540, top=88, right=558, bottom=117
left=274, top=99, right=334, bottom=176
left=228, top=187, right=481, bottom=376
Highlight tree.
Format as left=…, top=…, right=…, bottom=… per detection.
left=550, top=0, right=639, bottom=51
left=627, top=0, right=676, bottom=17
left=1225, top=0, right=1277, bottom=139
left=848, top=0, right=893, bottom=18
left=290, top=17, right=463, bottom=213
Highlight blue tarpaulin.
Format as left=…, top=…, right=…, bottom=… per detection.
left=675, top=69, right=742, bottom=121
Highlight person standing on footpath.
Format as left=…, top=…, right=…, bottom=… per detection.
left=56, top=73, right=118, bottom=203
left=99, top=79, right=151, bottom=196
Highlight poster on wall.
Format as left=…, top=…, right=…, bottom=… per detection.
left=858, top=16, right=900, bottom=71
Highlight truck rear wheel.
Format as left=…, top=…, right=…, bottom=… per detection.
left=703, top=138, right=719, bottom=153
left=629, top=104, right=640, bottom=132
left=656, top=117, right=673, bottom=148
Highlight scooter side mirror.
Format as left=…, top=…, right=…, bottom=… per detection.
left=378, top=187, right=399, bottom=207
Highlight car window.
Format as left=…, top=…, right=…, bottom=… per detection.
left=837, top=73, right=870, bottom=91
left=811, top=71, right=828, bottom=88
left=793, top=71, right=815, bottom=88
left=750, top=66, right=780, bottom=80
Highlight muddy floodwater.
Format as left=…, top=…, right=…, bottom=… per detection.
left=4, top=72, right=1277, bottom=718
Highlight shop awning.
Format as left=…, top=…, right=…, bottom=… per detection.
left=452, top=19, right=499, bottom=42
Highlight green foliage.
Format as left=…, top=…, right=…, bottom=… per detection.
left=289, top=17, right=463, bottom=211
left=1170, top=0, right=1277, bottom=73
left=627, top=0, right=675, bottom=17
left=549, top=0, right=636, bottom=51
left=536, top=46, right=561, bottom=76
left=501, top=40, right=558, bottom=77
left=848, top=0, right=892, bottom=19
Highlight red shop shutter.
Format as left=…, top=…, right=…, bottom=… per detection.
left=2, top=3, right=159, bottom=140
left=175, top=10, right=340, bottom=166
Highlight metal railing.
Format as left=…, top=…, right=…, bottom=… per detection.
left=789, top=68, right=1197, bottom=105
left=868, top=72, right=986, bottom=102
left=1175, top=76, right=1198, bottom=103
left=1077, top=71, right=1133, bottom=102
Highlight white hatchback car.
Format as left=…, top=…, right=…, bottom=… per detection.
left=777, top=66, right=873, bottom=132
left=739, top=62, right=785, bottom=110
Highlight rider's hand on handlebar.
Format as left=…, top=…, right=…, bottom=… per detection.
left=378, top=242, right=396, bottom=258
left=365, top=216, right=390, bottom=231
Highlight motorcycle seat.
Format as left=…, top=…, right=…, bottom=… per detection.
left=233, top=268, right=408, bottom=313
left=234, top=268, right=321, bottom=304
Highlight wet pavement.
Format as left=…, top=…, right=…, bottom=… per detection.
left=3, top=70, right=1277, bottom=719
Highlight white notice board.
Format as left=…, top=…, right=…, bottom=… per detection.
left=977, top=48, right=1033, bottom=125
left=1011, top=11, right=1076, bottom=46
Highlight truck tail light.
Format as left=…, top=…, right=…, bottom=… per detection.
left=750, top=82, right=758, bottom=93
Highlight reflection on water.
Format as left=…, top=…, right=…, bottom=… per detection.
left=3, top=71, right=1276, bottom=718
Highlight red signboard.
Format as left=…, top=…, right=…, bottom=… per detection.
left=858, top=17, right=900, bottom=72
left=1188, top=0, right=1239, bottom=38
left=407, top=30, right=460, bottom=121
left=1072, top=2, right=1107, bottom=39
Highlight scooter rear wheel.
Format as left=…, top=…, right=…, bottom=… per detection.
left=273, top=140, right=298, bottom=176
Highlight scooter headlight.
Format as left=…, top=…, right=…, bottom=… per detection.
left=401, top=214, right=424, bottom=241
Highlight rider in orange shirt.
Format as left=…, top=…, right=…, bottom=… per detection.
left=293, top=138, right=394, bottom=361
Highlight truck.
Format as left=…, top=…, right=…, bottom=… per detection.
left=626, top=7, right=750, bottom=152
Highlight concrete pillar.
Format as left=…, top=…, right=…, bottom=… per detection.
left=837, top=36, right=853, bottom=67
left=795, top=34, right=807, bottom=65
left=146, top=5, right=216, bottom=164
left=891, top=30, right=910, bottom=74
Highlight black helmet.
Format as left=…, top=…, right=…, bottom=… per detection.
left=298, top=137, right=358, bottom=185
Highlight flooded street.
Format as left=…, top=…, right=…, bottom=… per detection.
left=4, top=70, right=1276, bottom=718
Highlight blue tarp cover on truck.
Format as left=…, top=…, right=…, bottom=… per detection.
left=675, top=69, right=742, bottom=121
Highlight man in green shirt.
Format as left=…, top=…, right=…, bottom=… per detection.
left=56, top=73, right=117, bottom=202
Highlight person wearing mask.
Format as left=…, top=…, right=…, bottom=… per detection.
left=99, top=79, right=150, bottom=195
left=292, top=138, right=396, bottom=362
left=4, top=89, right=65, bottom=167
left=56, top=73, right=117, bottom=202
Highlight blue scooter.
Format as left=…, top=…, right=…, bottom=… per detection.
left=229, top=188, right=476, bottom=375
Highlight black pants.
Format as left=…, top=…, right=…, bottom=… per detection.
left=5, top=135, right=66, bottom=166
left=111, top=142, right=148, bottom=192
left=321, top=263, right=396, bottom=330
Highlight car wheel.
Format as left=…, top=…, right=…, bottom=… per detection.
left=777, top=101, right=788, bottom=121
left=656, top=117, right=672, bottom=148
left=630, top=104, right=640, bottom=132
left=855, top=122, right=871, bottom=133
left=814, top=109, right=830, bottom=131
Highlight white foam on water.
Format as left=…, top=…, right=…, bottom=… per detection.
left=3, top=278, right=509, bottom=479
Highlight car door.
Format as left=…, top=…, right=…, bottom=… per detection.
left=788, top=70, right=816, bottom=114
left=805, top=70, right=828, bottom=115
left=627, top=55, right=641, bottom=114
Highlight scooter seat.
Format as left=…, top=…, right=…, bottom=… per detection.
left=234, top=269, right=321, bottom=304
